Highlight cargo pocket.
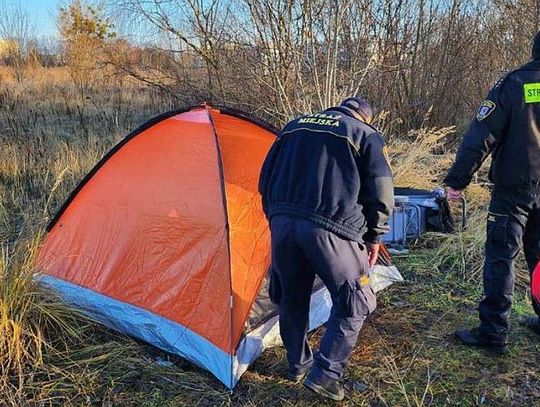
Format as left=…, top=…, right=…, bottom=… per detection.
left=487, top=212, right=508, bottom=247
left=337, top=279, right=377, bottom=318
left=358, top=282, right=377, bottom=315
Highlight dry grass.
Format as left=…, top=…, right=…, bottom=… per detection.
left=389, top=125, right=455, bottom=190
left=1, top=67, right=539, bottom=405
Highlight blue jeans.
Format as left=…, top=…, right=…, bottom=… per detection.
left=270, top=215, right=376, bottom=382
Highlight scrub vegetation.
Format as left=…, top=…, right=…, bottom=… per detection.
left=1, top=0, right=540, bottom=405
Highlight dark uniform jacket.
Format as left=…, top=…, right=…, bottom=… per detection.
left=445, top=60, right=540, bottom=189
left=258, top=107, right=394, bottom=244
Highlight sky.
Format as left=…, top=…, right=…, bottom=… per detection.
left=7, top=0, right=142, bottom=42
left=11, top=0, right=60, bottom=38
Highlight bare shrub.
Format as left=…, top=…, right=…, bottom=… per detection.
left=59, top=0, right=116, bottom=92
left=0, top=1, right=36, bottom=83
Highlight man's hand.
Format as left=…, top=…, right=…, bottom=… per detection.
left=446, top=186, right=463, bottom=202
left=366, top=242, right=379, bottom=268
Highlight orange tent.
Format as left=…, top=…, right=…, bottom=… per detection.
left=38, top=104, right=401, bottom=388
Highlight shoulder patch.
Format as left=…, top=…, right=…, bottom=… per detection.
left=476, top=100, right=496, bottom=121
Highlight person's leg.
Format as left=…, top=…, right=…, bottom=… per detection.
left=477, top=190, right=528, bottom=342
left=296, top=220, right=375, bottom=384
left=270, top=216, right=315, bottom=377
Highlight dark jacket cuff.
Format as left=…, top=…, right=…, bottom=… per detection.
left=363, top=231, right=381, bottom=244
left=443, top=179, right=467, bottom=190
left=443, top=173, right=470, bottom=190
left=444, top=183, right=465, bottom=190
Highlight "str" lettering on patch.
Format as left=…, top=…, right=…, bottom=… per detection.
left=524, top=83, right=540, bottom=103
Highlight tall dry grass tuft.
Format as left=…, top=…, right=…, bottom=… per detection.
left=430, top=211, right=487, bottom=282
left=388, top=125, right=456, bottom=190
left=0, top=236, right=147, bottom=405
left=0, top=239, right=44, bottom=395
left=0, top=235, right=69, bottom=403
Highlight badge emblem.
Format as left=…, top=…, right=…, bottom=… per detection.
left=476, top=100, right=496, bottom=121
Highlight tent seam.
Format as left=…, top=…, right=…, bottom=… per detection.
left=206, top=106, right=236, bottom=389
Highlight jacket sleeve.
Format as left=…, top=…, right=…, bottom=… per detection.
left=444, top=77, right=512, bottom=189
left=358, top=132, right=394, bottom=244
left=258, top=137, right=281, bottom=217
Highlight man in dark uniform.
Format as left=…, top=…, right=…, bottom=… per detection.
left=445, top=32, right=540, bottom=353
left=259, top=97, right=394, bottom=401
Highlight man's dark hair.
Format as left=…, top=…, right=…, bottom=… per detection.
left=533, top=31, right=540, bottom=60
left=339, top=97, right=374, bottom=124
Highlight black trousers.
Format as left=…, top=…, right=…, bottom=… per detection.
left=479, top=187, right=540, bottom=340
left=270, top=215, right=376, bottom=382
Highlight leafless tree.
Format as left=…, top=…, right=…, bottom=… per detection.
left=111, top=0, right=234, bottom=102
left=0, top=1, right=36, bottom=82
left=105, top=0, right=540, bottom=129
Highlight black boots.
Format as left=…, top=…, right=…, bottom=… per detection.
left=303, top=374, right=345, bottom=401
left=521, top=316, right=540, bottom=336
left=455, top=328, right=508, bottom=354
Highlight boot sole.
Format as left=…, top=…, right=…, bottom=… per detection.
left=455, top=334, right=508, bottom=354
left=303, top=378, right=344, bottom=401
left=458, top=342, right=509, bottom=355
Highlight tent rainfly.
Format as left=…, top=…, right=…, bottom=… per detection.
left=37, top=105, right=402, bottom=388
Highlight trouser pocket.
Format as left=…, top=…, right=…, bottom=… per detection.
left=487, top=212, right=508, bottom=247
left=337, top=278, right=377, bottom=318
